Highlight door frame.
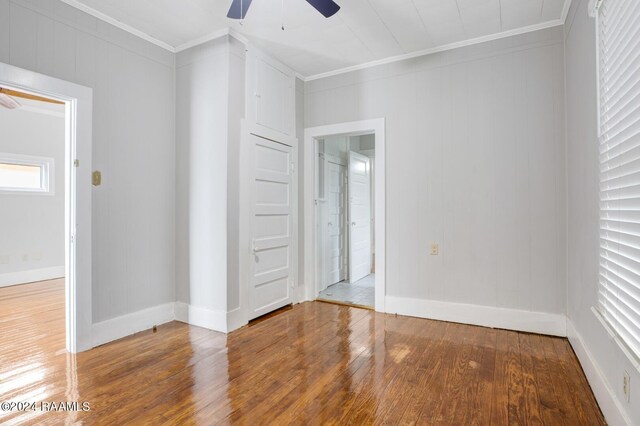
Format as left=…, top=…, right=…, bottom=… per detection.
left=304, top=118, right=385, bottom=312
left=238, top=120, right=298, bottom=327
left=0, top=62, right=93, bottom=353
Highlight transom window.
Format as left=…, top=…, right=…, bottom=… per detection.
left=0, top=153, right=53, bottom=194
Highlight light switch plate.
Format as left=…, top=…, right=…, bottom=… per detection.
left=92, top=170, right=102, bottom=186
left=430, top=243, right=439, bottom=256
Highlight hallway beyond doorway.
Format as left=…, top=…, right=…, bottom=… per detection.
left=317, top=274, right=374, bottom=308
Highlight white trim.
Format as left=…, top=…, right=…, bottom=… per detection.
left=174, top=302, right=228, bottom=333
left=592, top=307, right=640, bottom=372
left=0, top=153, right=54, bottom=195
left=304, top=119, right=386, bottom=313
left=0, top=266, right=64, bottom=288
left=304, top=20, right=564, bottom=81
left=58, top=0, right=175, bottom=52
left=0, top=62, right=93, bottom=353
left=174, top=28, right=232, bottom=53
left=567, top=318, right=633, bottom=426
left=227, top=307, right=247, bottom=333
left=588, top=0, right=604, bottom=18
left=385, top=296, right=567, bottom=337
left=174, top=28, right=249, bottom=53
left=91, top=303, right=175, bottom=347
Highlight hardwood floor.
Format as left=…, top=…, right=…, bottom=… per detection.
left=0, top=280, right=604, bottom=425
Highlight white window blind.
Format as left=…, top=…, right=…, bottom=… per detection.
left=598, top=0, right=640, bottom=358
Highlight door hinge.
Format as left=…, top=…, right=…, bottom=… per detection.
left=74, top=159, right=80, bottom=168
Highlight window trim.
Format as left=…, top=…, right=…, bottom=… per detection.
left=0, top=153, right=54, bottom=195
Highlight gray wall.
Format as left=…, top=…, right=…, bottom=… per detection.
left=565, top=0, right=640, bottom=423
left=0, top=0, right=176, bottom=323
left=305, top=27, right=567, bottom=314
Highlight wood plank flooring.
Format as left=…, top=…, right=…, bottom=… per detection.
left=0, top=280, right=605, bottom=425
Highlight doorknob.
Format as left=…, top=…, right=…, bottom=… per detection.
left=352, top=222, right=356, bottom=226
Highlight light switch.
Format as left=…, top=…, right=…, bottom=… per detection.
left=431, top=243, right=439, bottom=256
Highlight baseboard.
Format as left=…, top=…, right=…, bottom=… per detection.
left=174, top=302, right=228, bottom=332
left=567, top=319, right=632, bottom=426
left=91, top=303, right=175, bottom=347
left=227, top=307, right=247, bottom=332
left=0, top=266, right=65, bottom=288
left=385, top=296, right=567, bottom=336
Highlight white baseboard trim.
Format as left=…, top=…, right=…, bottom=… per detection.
left=567, top=319, right=631, bottom=426
left=0, top=266, right=65, bottom=288
left=92, top=303, right=175, bottom=348
left=385, top=296, right=567, bottom=336
left=227, top=307, right=247, bottom=332
left=174, top=302, right=228, bottom=333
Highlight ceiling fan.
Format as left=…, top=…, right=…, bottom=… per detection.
left=0, top=88, right=64, bottom=109
left=227, top=0, right=340, bottom=20
left=0, top=88, right=21, bottom=109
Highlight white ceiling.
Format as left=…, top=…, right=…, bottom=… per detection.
left=64, top=0, right=569, bottom=78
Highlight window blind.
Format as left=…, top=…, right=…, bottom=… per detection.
left=598, top=0, right=640, bottom=358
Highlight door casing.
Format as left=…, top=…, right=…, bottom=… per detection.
left=304, top=118, right=386, bottom=312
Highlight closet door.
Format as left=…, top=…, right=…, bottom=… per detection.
left=248, top=134, right=293, bottom=319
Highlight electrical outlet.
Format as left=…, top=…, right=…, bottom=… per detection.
left=623, top=371, right=631, bottom=402
left=0, top=255, right=9, bottom=265
left=430, top=243, right=439, bottom=256
left=32, top=252, right=43, bottom=261
left=22, top=254, right=29, bottom=262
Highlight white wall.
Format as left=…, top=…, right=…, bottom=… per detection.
left=565, top=0, right=640, bottom=424
left=305, top=27, right=567, bottom=318
left=0, top=102, right=65, bottom=286
left=0, top=0, right=176, bottom=323
left=296, top=77, right=305, bottom=300
left=175, top=37, right=230, bottom=317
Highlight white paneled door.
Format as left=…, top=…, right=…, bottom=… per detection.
left=348, top=151, right=372, bottom=283
left=249, top=135, right=294, bottom=320
left=325, top=159, right=348, bottom=287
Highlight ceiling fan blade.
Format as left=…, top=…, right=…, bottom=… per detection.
left=0, top=93, right=20, bottom=109
left=305, top=0, right=340, bottom=17
left=227, top=0, right=253, bottom=19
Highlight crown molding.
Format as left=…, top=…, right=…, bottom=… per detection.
left=58, top=0, right=176, bottom=52
left=303, top=19, right=565, bottom=82
left=58, top=1, right=571, bottom=82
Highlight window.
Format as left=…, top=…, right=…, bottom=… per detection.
left=597, top=0, right=640, bottom=358
left=0, top=153, right=53, bottom=194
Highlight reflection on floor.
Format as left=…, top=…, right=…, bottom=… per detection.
left=0, top=281, right=605, bottom=424
left=317, top=274, right=374, bottom=308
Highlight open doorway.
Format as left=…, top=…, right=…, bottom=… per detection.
left=0, top=89, right=68, bottom=354
left=0, top=62, right=93, bottom=353
left=304, top=118, right=386, bottom=313
left=316, top=134, right=375, bottom=308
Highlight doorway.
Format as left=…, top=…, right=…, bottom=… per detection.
left=304, top=119, right=385, bottom=312
left=0, top=89, right=67, bottom=355
left=0, top=62, right=93, bottom=353
left=316, top=134, right=376, bottom=308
